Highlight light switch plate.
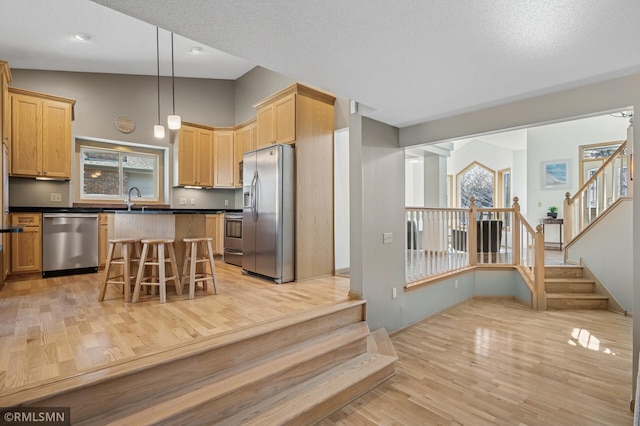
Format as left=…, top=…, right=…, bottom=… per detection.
left=179, top=198, right=187, bottom=205
left=383, top=232, right=392, bottom=244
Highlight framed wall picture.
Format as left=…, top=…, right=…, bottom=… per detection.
left=542, top=159, right=570, bottom=190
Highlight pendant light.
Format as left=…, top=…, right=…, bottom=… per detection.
left=167, top=32, right=181, bottom=130
left=153, top=27, right=165, bottom=139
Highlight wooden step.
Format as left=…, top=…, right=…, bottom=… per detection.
left=220, top=330, right=397, bottom=425
left=546, top=293, right=609, bottom=310
left=0, top=299, right=367, bottom=424
left=88, top=321, right=372, bottom=425
left=545, top=278, right=595, bottom=293
left=545, top=265, right=583, bottom=279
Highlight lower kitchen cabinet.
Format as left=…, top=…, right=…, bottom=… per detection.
left=98, top=213, right=112, bottom=267
left=10, top=213, right=42, bottom=273
left=205, top=213, right=225, bottom=255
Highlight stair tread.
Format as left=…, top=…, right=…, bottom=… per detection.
left=545, top=277, right=594, bottom=283
left=546, top=293, right=608, bottom=300
left=219, top=352, right=398, bottom=426
left=99, top=321, right=371, bottom=425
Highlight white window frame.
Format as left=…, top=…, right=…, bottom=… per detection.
left=76, top=137, right=167, bottom=204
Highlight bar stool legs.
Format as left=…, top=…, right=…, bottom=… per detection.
left=132, top=239, right=181, bottom=304
left=181, top=237, right=219, bottom=299
left=99, top=238, right=141, bottom=302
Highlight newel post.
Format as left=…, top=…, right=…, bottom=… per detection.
left=468, top=197, right=478, bottom=266
left=534, top=224, right=547, bottom=311
left=563, top=192, right=573, bottom=244
left=512, top=197, right=521, bottom=266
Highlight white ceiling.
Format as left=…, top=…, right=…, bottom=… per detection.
left=0, top=0, right=255, bottom=80
left=3, top=0, right=640, bottom=129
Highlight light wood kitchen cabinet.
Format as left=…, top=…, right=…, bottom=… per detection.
left=10, top=213, right=42, bottom=273
left=234, top=119, right=256, bottom=188
left=237, top=119, right=257, bottom=155
left=205, top=213, right=225, bottom=255
left=234, top=130, right=243, bottom=188
left=98, top=213, right=113, bottom=267
left=255, top=92, right=296, bottom=149
left=9, top=88, right=75, bottom=179
left=174, top=122, right=214, bottom=187
left=213, top=129, right=235, bottom=188
left=254, top=83, right=336, bottom=281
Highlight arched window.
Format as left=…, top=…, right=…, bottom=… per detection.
left=456, top=162, right=496, bottom=208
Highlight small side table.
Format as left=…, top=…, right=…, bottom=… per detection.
left=542, top=218, right=563, bottom=250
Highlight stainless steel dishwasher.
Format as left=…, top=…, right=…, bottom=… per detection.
left=42, top=213, right=99, bottom=277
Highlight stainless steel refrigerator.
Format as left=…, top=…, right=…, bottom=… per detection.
left=242, top=144, right=295, bottom=283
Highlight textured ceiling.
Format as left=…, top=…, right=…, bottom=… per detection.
left=4, top=0, right=640, bottom=128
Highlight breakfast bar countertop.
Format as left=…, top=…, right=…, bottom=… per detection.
left=9, top=207, right=241, bottom=214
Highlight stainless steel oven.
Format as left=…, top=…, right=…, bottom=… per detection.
left=223, top=213, right=243, bottom=266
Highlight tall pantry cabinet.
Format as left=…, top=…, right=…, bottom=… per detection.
left=254, top=83, right=336, bottom=282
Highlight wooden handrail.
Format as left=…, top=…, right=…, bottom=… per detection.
left=564, top=139, right=630, bottom=244
left=567, top=141, right=627, bottom=205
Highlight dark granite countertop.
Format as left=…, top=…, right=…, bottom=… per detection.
left=9, top=206, right=242, bottom=214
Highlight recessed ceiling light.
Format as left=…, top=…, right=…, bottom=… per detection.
left=190, top=46, right=204, bottom=54
left=74, top=33, right=93, bottom=41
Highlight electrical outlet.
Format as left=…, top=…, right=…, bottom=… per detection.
left=224, top=199, right=229, bottom=206
left=50, top=193, right=62, bottom=202
left=383, top=232, right=393, bottom=244
left=392, top=287, right=397, bottom=299
left=190, top=198, right=196, bottom=205
left=455, top=280, right=459, bottom=289
left=179, top=198, right=187, bottom=205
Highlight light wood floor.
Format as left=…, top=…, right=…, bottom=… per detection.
left=0, top=260, right=350, bottom=393
left=320, top=298, right=633, bottom=425
left=1, top=262, right=632, bottom=425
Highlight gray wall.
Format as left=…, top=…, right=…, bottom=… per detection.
left=9, top=69, right=237, bottom=209
left=353, top=115, right=532, bottom=333
left=234, top=65, right=351, bottom=129
left=234, top=66, right=295, bottom=124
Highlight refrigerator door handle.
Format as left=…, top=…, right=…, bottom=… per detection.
left=251, top=170, right=259, bottom=222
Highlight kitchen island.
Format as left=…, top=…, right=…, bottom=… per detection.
left=110, top=210, right=237, bottom=275
left=7, top=207, right=240, bottom=279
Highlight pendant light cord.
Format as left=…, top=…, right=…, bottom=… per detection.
left=156, top=27, right=161, bottom=124
left=171, top=32, right=176, bottom=115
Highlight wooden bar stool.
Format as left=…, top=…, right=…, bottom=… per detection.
left=181, top=237, right=219, bottom=299
left=132, top=239, right=181, bottom=304
left=99, top=238, right=142, bottom=302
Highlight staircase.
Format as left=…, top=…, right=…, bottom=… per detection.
left=545, top=265, right=608, bottom=310
left=0, top=299, right=397, bottom=425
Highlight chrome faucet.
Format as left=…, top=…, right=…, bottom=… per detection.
left=125, top=186, right=141, bottom=211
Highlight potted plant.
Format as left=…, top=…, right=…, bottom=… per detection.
left=547, top=206, right=558, bottom=219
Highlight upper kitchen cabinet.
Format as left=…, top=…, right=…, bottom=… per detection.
left=255, top=93, right=295, bottom=148
left=9, top=88, right=75, bottom=179
left=254, top=83, right=335, bottom=151
left=236, top=119, right=257, bottom=155
left=234, top=119, right=257, bottom=188
left=213, top=128, right=235, bottom=188
left=174, top=122, right=214, bottom=187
